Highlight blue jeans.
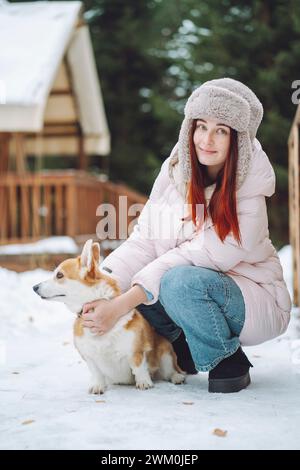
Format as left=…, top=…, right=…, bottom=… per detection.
left=136, top=266, right=246, bottom=372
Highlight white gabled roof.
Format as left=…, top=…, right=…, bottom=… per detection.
left=0, top=1, right=110, bottom=155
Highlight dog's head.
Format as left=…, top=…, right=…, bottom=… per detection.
left=32, top=240, right=117, bottom=314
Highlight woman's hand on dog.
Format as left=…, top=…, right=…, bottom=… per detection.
left=82, top=299, right=120, bottom=334
left=81, top=285, right=148, bottom=335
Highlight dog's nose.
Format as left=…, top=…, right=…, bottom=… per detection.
left=32, top=284, right=40, bottom=293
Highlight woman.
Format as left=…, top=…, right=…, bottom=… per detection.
left=82, top=78, right=292, bottom=393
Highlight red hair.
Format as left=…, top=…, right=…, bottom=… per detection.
left=187, top=119, right=241, bottom=244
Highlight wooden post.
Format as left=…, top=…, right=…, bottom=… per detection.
left=43, top=184, right=52, bottom=236
left=78, top=132, right=87, bottom=171
left=292, top=125, right=300, bottom=306
left=8, top=182, right=17, bottom=239
left=0, top=179, right=8, bottom=240
left=32, top=183, right=41, bottom=238
left=15, top=133, right=27, bottom=174
left=0, top=133, right=10, bottom=241
left=288, top=118, right=300, bottom=307
left=55, top=184, right=64, bottom=235
left=0, top=133, right=10, bottom=173
left=20, top=184, right=30, bottom=239
left=65, top=181, right=76, bottom=237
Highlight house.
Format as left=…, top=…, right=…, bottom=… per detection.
left=0, top=1, right=146, bottom=252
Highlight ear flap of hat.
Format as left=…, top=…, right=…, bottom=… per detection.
left=236, top=131, right=253, bottom=189
left=177, top=117, right=193, bottom=183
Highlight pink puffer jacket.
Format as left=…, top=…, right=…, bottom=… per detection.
left=101, top=139, right=291, bottom=346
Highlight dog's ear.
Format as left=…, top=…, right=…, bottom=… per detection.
left=80, top=239, right=93, bottom=271
left=80, top=240, right=101, bottom=279
left=92, top=242, right=101, bottom=264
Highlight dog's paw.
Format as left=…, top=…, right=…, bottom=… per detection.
left=135, top=379, right=154, bottom=390
left=88, top=383, right=106, bottom=394
left=171, top=372, right=186, bottom=385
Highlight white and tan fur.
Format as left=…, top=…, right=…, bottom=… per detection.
left=33, top=240, right=185, bottom=394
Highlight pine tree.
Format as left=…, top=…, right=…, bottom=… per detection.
left=170, top=0, right=300, bottom=247
left=84, top=0, right=185, bottom=192
left=9, top=0, right=299, bottom=246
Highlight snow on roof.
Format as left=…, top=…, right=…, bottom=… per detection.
left=0, top=1, right=81, bottom=107
left=0, top=1, right=110, bottom=154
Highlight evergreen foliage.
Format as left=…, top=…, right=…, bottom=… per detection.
left=9, top=0, right=300, bottom=247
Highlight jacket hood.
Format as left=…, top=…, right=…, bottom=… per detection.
left=237, top=138, right=275, bottom=199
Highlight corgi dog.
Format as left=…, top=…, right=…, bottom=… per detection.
left=32, top=239, right=185, bottom=394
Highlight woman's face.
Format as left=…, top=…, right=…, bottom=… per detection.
left=193, top=118, right=231, bottom=178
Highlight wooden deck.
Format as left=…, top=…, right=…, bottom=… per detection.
left=0, top=170, right=147, bottom=245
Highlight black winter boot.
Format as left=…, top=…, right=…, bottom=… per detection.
left=208, top=347, right=253, bottom=393
left=172, top=332, right=198, bottom=375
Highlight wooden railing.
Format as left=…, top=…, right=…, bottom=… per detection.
left=0, top=171, right=147, bottom=245
left=288, top=106, right=300, bottom=306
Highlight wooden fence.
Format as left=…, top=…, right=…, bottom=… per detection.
left=288, top=106, right=300, bottom=307
left=0, top=171, right=147, bottom=245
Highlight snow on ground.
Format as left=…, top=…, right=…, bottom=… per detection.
left=0, top=245, right=299, bottom=450
left=0, top=236, right=78, bottom=255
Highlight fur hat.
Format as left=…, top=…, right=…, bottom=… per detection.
left=169, top=78, right=264, bottom=190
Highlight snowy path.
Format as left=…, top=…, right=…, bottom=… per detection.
left=0, top=263, right=300, bottom=450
